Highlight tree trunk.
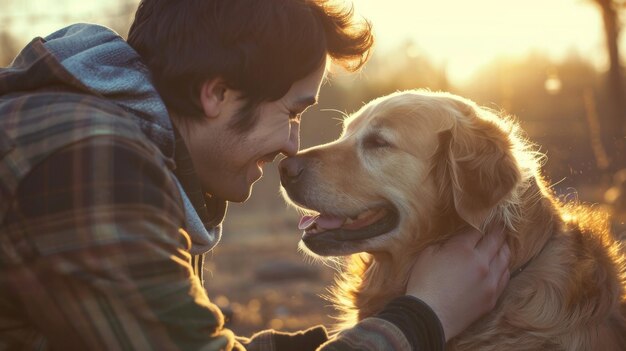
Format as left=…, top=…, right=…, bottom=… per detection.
left=597, top=0, right=626, bottom=170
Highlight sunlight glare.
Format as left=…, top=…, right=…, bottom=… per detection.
left=352, top=0, right=607, bottom=82
left=544, top=73, right=563, bottom=95
left=2, top=0, right=615, bottom=85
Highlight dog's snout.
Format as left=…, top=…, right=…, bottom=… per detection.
left=279, top=156, right=305, bottom=185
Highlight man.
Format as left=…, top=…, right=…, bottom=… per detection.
left=0, top=0, right=510, bottom=350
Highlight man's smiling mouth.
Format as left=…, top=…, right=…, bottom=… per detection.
left=256, top=153, right=281, bottom=172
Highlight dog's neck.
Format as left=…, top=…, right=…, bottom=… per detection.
left=509, top=241, right=549, bottom=278
left=337, top=176, right=561, bottom=327
left=505, top=177, right=561, bottom=277
left=328, top=252, right=410, bottom=328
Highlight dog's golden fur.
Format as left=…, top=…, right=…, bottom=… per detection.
left=283, top=90, right=626, bottom=350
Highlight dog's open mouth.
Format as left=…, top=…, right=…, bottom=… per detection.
left=298, top=206, right=399, bottom=242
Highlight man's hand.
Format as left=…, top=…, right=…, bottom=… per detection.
left=405, top=225, right=511, bottom=341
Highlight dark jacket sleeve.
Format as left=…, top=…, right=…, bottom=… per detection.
left=316, top=296, right=445, bottom=351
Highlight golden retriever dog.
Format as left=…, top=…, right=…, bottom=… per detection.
left=279, top=90, right=626, bottom=350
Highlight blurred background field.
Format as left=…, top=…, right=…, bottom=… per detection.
left=2, top=0, right=626, bottom=337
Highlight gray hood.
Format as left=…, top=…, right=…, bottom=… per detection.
left=38, top=23, right=224, bottom=254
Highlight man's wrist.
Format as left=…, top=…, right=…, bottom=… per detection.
left=273, top=325, right=328, bottom=351
left=375, top=295, right=446, bottom=351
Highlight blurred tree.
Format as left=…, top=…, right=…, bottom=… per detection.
left=0, top=30, right=18, bottom=67
left=332, top=40, right=450, bottom=110
left=591, top=0, right=626, bottom=171
left=0, top=0, right=18, bottom=67
left=107, top=0, right=139, bottom=38
left=461, top=52, right=603, bottom=185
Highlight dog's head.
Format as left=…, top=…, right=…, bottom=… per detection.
left=280, top=90, right=529, bottom=256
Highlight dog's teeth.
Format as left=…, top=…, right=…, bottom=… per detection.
left=357, top=209, right=375, bottom=219
left=345, top=217, right=354, bottom=224
left=307, top=224, right=321, bottom=234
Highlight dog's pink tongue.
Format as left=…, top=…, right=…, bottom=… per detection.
left=315, top=214, right=346, bottom=230
left=298, top=215, right=319, bottom=230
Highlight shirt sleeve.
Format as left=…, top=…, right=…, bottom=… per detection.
left=317, top=296, right=444, bottom=351
left=240, top=297, right=443, bottom=351
left=4, top=135, right=241, bottom=350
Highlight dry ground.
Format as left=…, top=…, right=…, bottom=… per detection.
left=205, top=208, right=338, bottom=337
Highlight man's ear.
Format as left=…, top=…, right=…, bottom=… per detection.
left=199, top=78, right=228, bottom=119
left=433, top=104, right=521, bottom=231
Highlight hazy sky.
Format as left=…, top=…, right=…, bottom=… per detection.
left=352, top=0, right=608, bottom=81
left=1, top=0, right=616, bottom=83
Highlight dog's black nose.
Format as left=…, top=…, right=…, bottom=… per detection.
left=279, top=156, right=305, bottom=185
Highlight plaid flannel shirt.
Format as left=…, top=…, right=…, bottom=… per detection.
left=0, top=25, right=423, bottom=351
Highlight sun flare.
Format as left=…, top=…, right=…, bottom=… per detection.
left=352, top=0, right=607, bottom=82
left=0, top=0, right=617, bottom=84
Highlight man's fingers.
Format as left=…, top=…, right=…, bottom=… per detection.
left=474, top=224, right=506, bottom=258
left=448, top=226, right=483, bottom=248
left=492, top=243, right=511, bottom=294
left=495, top=264, right=511, bottom=298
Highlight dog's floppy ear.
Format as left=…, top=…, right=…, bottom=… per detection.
left=433, top=102, right=521, bottom=230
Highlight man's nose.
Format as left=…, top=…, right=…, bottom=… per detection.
left=278, top=156, right=305, bottom=185
left=281, top=121, right=300, bottom=157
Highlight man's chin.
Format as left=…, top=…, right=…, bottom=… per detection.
left=225, top=186, right=253, bottom=203
left=204, top=181, right=253, bottom=203
left=203, top=167, right=261, bottom=203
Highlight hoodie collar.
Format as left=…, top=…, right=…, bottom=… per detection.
left=42, top=23, right=175, bottom=158
left=2, top=23, right=227, bottom=253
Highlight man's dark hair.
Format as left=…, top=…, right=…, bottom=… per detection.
left=128, top=0, right=374, bottom=132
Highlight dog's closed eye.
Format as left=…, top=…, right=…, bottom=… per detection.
left=362, top=133, right=392, bottom=149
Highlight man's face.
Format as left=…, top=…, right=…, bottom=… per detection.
left=181, top=59, right=327, bottom=202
